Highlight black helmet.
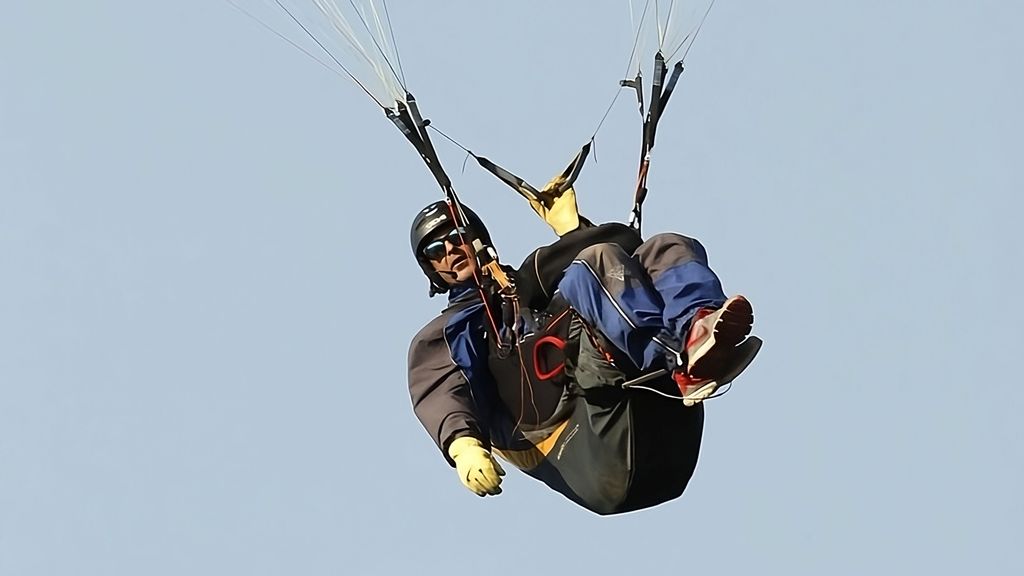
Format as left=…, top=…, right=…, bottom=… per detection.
left=410, top=200, right=491, bottom=296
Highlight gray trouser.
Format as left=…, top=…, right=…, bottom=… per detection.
left=559, top=233, right=727, bottom=371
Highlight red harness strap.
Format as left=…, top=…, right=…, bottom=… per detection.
left=532, top=335, right=567, bottom=381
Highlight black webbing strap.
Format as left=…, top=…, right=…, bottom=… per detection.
left=624, top=52, right=686, bottom=233
left=386, top=93, right=453, bottom=195
left=474, top=142, right=592, bottom=206
left=647, top=59, right=685, bottom=154
left=644, top=52, right=668, bottom=157
left=473, top=156, right=542, bottom=202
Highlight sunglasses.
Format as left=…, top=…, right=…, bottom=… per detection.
left=422, top=227, right=469, bottom=261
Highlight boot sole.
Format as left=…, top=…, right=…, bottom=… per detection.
left=687, top=295, right=754, bottom=377
left=683, top=336, right=763, bottom=406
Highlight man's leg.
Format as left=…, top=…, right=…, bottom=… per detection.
left=633, top=233, right=727, bottom=343
left=635, top=233, right=757, bottom=403
left=557, top=242, right=677, bottom=371
left=558, top=236, right=758, bottom=404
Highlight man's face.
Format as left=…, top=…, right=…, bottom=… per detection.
left=424, top=227, right=479, bottom=285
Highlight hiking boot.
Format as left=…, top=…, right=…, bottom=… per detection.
left=673, top=336, right=762, bottom=406
left=673, top=295, right=756, bottom=406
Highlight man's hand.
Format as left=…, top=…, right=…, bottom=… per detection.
left=528, top=174, right=582, bottom=237
left=447, top=436, right=505, bottom=497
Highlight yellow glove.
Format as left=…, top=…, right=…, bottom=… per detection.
left=448, top=436, right=505, bottom=497
left=527, top=174, right=581, bottom=237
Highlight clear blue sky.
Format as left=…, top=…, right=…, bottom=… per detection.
left=2, top=1, right=1021, bottom=574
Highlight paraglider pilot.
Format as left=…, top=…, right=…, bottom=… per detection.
left=406, top=185, right=760, bottom=515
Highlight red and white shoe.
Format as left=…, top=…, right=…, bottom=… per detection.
left=673, top=295, right=760, bottom=406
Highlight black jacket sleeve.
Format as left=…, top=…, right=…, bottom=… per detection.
left=407, top=313, right=486, bottom=466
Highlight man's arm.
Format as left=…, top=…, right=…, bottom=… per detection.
left=407, top=314, right=486, bottom=465
left=408, top=314, right=505, bottom=497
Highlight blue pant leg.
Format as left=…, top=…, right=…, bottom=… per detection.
left=634, top=234, right=727, bottom=343
left=558, top=243, right=678, bottom=371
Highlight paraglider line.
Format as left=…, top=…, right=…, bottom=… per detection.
left=227, top=0, right=351, bottom=84
left=428, top=125, right=474, bottom=156
left=588, top=0, right=650, bottom=139
left=381, top=0, right=407, bottom=86
left=590, top=89, right=623, bottom=140
left=654, top=0, right=665, bottom=48
left=626, top=0, right=653, bottom=77
left=662, top=0, right=677, bottom=52
left=272, top=0, right=386, bottom=108
left=346, top=0, right=409, bottom=93
left=674, top=0, right=716, bottom=63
